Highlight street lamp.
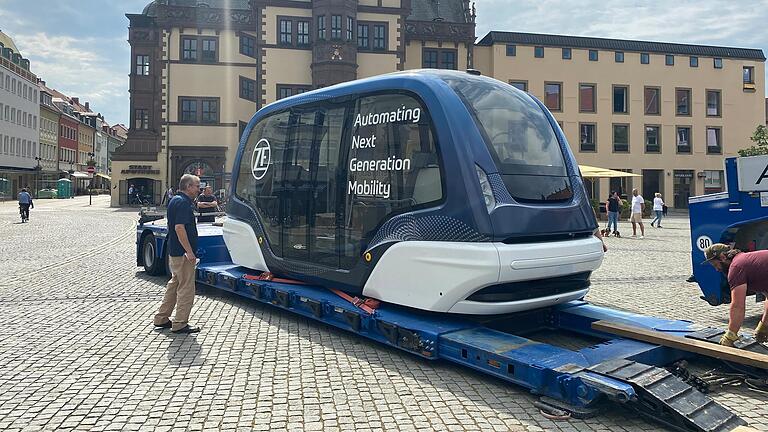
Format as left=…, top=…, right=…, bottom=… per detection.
left=67, top=160, right=75, bottom=199
left=87, top=152, right=95, bottom=206
left=34, top=156, right=42, bottom=197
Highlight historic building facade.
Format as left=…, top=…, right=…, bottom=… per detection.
left=114, top=0, right=764, bottom=208
left=112, top=0, right=475, bottom=206
left=0, top=30, right=40, bottom=199
left=38, top=86, right=60, bottom=190
left=474, top=33, right=766, bottom=206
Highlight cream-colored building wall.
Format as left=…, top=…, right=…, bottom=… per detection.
left=403, top=43, right=421, bottom=70
left=403, top=41, right=468, bottom=71
left=169, top=125, right=240, bottom=168
left=262, top=49, right=312, bottom=103
left=473, top=45, right=492, bottom=74
left=358, top=12, right=399, bottom=50
left=479, top=43, right=765, bottom=203
left=357, top=53, right=398, bottom=78
left=263, top=7, right=313, bottom=46
left=167, top=28, right=257, bottom=64
left=167, top=63, right=257, bottom=123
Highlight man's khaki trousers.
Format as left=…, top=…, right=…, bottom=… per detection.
left=154, top=255, right=196, bottom=331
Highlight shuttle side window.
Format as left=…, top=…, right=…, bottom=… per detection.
left=236, top=110, right=291, bottom=255
left=342, top=92, right=442, bottom=266
left=236, top=92, right=442, bottom=270
left=237, top=102, right=348, bottom=266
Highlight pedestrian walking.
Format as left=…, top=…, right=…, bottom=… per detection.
left=604, top=191, right=623, bottom=237
left=702, top=243, right=768, bottom=346
left=162, top=186, right=174, bottom=207
left=128, top=184, right=136, bottom=205
left=196, top=186, right=219, bottom=223
left=17, top=188, right=33, bottom=223
left=629, top=188, right=645, bottom=238
left=592, top=207, right=608, bottom=252
left=153, top=174, right=202, bottom=334
left=651, top=192, right=665, bottom=228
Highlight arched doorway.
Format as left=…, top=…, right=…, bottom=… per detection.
left=182, top=160, right=216, bottom=190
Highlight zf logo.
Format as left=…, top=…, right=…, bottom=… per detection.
left=251, top=138, right=271, bottom=180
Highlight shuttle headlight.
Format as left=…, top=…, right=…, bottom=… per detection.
left=475, top=165, right=496, bottom=213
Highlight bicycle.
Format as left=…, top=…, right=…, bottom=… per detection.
left=19, top=203, right=32, bottom=223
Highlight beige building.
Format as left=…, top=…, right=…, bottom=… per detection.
left=114, top=0, right=764, bottom=209
left=113, top=0, right=475, bottom=206
left=474, top=32, right=766, bottom=207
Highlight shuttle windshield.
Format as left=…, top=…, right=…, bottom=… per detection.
left=444, top=76, right=573, bottom=202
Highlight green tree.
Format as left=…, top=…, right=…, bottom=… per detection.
left=738, top=125, right=768, bottom=157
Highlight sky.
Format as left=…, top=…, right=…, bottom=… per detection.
left=0, top=0, right=766, bottom=127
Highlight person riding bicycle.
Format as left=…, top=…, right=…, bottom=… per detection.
left=18, top=188, right=33, bottom=223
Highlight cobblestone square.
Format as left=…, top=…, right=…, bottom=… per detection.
left=1, top=196, right=766, bottom=431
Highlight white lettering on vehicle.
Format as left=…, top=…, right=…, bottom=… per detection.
left=348, top=180, right=391, bottom=199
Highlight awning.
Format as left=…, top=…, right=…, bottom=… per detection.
left=70, top=171, right=91, bottom=179
left=95, top=173, right=111, bottom=180
left=579, top=165, right=642, bottom=178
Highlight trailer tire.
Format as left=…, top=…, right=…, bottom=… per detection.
left=142, top=234, right=163, bottom=276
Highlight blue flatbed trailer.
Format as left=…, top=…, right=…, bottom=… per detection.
left=136, top=217, right=761, bottom=432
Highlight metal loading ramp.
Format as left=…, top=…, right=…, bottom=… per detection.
left=588, top=359, right=744, bottom=432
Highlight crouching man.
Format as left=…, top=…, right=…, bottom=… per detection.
left=702, top=243, right=768, bottom=346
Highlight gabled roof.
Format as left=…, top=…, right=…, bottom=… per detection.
left=408, top=0, right=470, bottom=23
left=0, top=30, right=20, bottom=53
left=476, top=31, right=766, bottom=61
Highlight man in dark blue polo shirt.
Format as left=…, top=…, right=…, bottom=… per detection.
left=153, top=174, right=202, bottom=333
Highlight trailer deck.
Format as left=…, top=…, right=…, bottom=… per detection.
left=137, top=219, right=764, bottom=432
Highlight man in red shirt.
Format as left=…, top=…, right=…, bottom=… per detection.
left=703, top=243, right=768, bottom=346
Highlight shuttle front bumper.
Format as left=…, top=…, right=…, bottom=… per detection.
left=362, top=236, right=604, bottom=315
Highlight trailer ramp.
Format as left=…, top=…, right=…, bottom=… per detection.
left=589, top=359, right=745, bottom=432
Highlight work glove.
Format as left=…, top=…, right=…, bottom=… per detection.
left=719, top=330, right=739, bottom=347
left=755, top=321, right=768, bottom=343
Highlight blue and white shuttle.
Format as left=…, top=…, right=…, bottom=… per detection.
left=224, top=70, right=604, bottom=314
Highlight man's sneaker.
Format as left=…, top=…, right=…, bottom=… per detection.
left=639, top=236, right=645, bottom=239
left=154, top=320, right=172, bottom=329
left=631, top=234, right=637, bottom=237
left=171, top=325, right=201, bottom=334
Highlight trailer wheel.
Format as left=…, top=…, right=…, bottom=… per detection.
left=142, top=234, right=163, bottom=276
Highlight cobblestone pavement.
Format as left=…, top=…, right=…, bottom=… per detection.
left=0, top=197, right=766, bottom=431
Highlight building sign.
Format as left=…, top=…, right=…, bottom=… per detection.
left=737, top=155, right=768, bottom=192
left=122, top=165, right=160, bottom=175
left=674, top=171, right=693, bottom=178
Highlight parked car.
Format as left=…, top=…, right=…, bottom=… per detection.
left=37, top=189, right=58, bottom=199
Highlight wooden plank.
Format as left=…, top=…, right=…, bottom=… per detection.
left=591, top=320, right=768, bottom=370
left=731, top=427, right=761, bottom=432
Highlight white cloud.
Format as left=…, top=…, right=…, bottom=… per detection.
left=475, top=0, right=766, bottom=48
left=13, top=32, right=130, bottom=124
